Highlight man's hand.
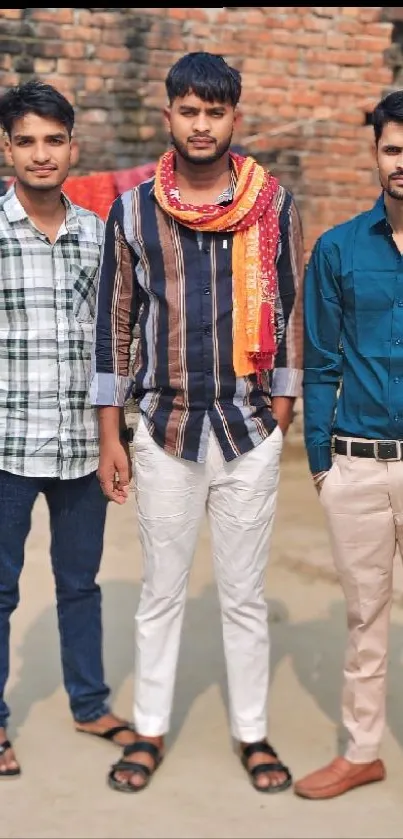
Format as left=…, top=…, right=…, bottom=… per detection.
left=272, top=396, right=295, bottom=436
left=312, top=471, right=329, bottom=495
left=97, top=440, right=132, bottom=504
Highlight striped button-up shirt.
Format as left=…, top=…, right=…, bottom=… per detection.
left=91, top=176, right=304, bottom=463
left=0, top=186, right=104, bottom=479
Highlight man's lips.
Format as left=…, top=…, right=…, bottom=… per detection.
left=188, top=138, right=214, bottom=146
left=28, top=168, right=57, bottom=174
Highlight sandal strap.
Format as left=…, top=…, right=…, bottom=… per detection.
left=111, top=759, right=151, bottom=779
left=250, top=761, right=291, bottom=779
left=123, top=741, right=160, bottom=762
left=100, top=725, right=134, bottom=741
left=242, top=741, right=278, bottom=761
left=0, top=740, right=11, bottom=756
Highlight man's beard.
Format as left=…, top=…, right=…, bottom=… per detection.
left=385, top=183, right=403, bottom=201
left=170, top=133, right=232, bottom=165
left=380, top=171, right=403, bottom=201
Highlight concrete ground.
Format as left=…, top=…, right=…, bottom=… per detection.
left=2, top=440, right=403, bottom=838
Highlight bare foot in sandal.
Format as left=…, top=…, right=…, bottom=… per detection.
left=108, top=734, right=164, bottom=793
left=0, top=727, right=20, bottom=778
left=240, top=739, right=292, bottom=792
left=75, top=712, right=136, bottom=747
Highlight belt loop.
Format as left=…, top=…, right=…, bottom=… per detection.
left=346, top=438, right=352, bottom=460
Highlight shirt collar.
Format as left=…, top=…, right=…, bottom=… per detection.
left=368, top=192, right=390, bottom=230
left=148, top=160, right=236, bottom=205
left=2, top=182, right=80, bottom=234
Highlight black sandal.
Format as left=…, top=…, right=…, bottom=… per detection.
left=241, top=740, right=292, bottom=793
left=0, top=740, right=21, bottom=778
left=108, top=740, right=164, bottom=793
left=76, top=723, right=135, bottom=746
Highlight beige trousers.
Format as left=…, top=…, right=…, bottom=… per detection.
left=131, top=416, right=283, bottom=741
left=320, top=438, right=403, bottom=762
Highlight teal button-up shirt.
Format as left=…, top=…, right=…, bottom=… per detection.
left=304, top=193, right=403, bottom=474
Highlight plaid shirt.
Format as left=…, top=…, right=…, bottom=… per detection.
left=91, top=175, right=304, bottom=463
left=0, top=186, right=104, bottom=479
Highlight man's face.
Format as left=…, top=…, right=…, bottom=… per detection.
left=376, top=121, right=403, bottom=201
left=164, top=91, right=238, bottom=165
left=4, top=112, right=72, bottom=192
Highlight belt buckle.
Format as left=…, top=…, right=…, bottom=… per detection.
left=374, top=440, right=401, bottom=461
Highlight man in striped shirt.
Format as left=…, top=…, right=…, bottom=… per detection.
left=0, top=80, right=136, bottom=778
left=92, top=51, right=304, bottom=794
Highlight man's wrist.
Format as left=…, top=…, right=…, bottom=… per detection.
left=312, top=470, right=328, bottom=487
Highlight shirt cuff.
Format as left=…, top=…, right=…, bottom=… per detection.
left=90, top=372, right=132, bottom=407
left=272, top=368, right=303, bottom=398
left=306, top=444, right=333, bottom=474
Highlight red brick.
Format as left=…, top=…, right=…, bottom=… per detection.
left=61, top=42, right=86, bottom=60
left=85, top=77, right=105, bottom=93
left=33, top=58, right=56, bottom=75
left=341, top=7, right=361, bottom=17
left=167, top=8, right=189, bottom=20
left=0, top=9, right=22, bottom=19
left=0, top=72, right=19, bottom=88
left=354, top=36, right=393, bottom=52
left=30, top=9, right=74, bottom=24
left=64, top=26, right=102, bottom=44
left=97, top=45, right=130, bottom=63
left=359, top=8, right=382, bottom=23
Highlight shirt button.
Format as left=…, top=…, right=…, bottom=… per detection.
left=204, top=287, right=210, bottom=295
left=394, top=377, right=400, bottom=383
left=396, top=339, right=402, bottom=345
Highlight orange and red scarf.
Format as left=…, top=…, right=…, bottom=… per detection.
left=154, top=149, right=280, bottom=378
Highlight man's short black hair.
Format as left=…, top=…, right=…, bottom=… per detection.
left=165, top=51, right=241, bottom=108
left=372, top=89, right=403, bottom=145
left=0, top=79, right=74, bottom=138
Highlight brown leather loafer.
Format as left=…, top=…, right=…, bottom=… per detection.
left=294, top=756, right=386, bottom=800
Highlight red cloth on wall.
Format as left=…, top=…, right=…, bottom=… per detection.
left=63, top=171, right=117, bottom=219
left=113, top=162, right=157, bottom=194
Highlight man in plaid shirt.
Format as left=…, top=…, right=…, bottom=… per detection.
left=0, top=80, right=135, bottom=778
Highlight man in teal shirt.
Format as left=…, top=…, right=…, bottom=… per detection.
left=295, top=90, right=403, bottom=800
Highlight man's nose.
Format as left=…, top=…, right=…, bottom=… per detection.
left=32, top=143, right=51, bottom=162
left=192, top=113, right=210, bottom=132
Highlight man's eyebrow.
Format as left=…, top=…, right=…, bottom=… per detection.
left=13, top=132, right=67, bottom=140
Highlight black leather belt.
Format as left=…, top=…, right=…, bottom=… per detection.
left=334, top=437, right=403, bottom=461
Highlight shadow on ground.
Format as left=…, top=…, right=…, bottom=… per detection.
left=6, top=581, right=403, bottom=754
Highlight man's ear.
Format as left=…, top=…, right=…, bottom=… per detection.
left=163, top=105, right=171, bottom=134
left=234, top=106, right=242, bottom=130
left=2, top=134, right=13, bottom=168
left=70, top=138, right=80, bottom=168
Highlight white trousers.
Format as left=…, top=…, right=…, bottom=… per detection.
left=132, top=417, right=283, bottom=742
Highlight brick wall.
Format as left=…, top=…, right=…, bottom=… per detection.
left=0, top=7, right=398, bottom=255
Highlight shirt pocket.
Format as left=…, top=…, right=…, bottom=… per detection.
left=353, top=269, right=393, bottom=358
left=70, top=263, right=98, bottom=323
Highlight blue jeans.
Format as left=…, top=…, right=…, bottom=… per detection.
left=0, top=469, right=110, bottom=727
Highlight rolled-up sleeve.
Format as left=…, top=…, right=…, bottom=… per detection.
left=90, top=197, right=139, bottom=407
left=303, top=239, right=343, bottom=474
left=272, top=194, right=304, bottom=398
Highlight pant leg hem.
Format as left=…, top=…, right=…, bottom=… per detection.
left=232, top=725, right=267, bottom=743
left=134, top=712, right=170, bottom=737
left=73, top=704, right=111, bottom=724
left=345, top=746, right=381, bottom=763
